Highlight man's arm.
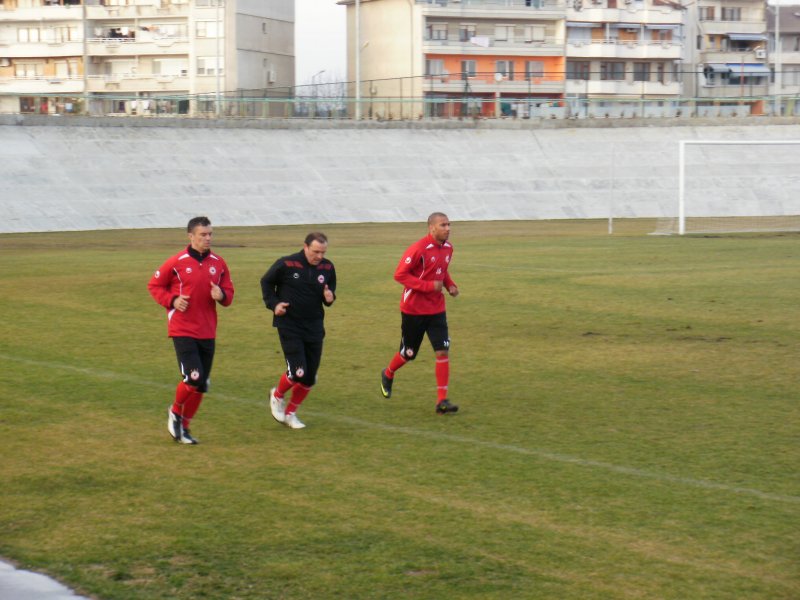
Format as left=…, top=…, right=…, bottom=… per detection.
left=393, top=245, right=438, bottom=292
left=323, top=264, right=336, bottom=307
left=260, top=259, right=283, bottom=311
left=147, top=257, right=178, bottom=309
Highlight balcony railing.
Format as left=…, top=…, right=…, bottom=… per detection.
left=418, top=0, right=564, bottom=8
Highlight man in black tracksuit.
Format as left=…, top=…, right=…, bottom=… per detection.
left=260, top=232, right=337, bottom=429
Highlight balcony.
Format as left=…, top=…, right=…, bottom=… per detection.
left=418, top=0, right=565, bottom=21
left=85, top=2, right=188, bottom=19
left=0, top=40, right=83, bottom=58
left=424, top=71, right=564, bottom=94
left=701, top=49, right=763, bottom=64
left=564, top=78, right=681, bottom=96
left=86, top=73, right=189, bottom=92
left=566, top=6, right=682, bottom=25
left=700, top=19, right=765, bottom=36
left=424, top=35, right=564, bottom=56
left=86, top=37, right=189, bottom=56
left=697, top=82, right=770, bottom=98
left=0, top=74, right=83, bottom=93
left=0, top=5, right=82, bottom=22
left=568, top=39, right=682, bottom=60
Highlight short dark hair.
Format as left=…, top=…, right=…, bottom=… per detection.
left=304, top=232, right=328, bottom=246
left=187, top=216, right=211, bottom=233
left=427, top=212, right=448, bottom=225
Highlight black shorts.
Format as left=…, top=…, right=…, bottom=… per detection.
left=399, top=312, right=450, bottom=360
left=172, top=337, right=215, bottom=393
left=278, top=329, right=323, bottom=387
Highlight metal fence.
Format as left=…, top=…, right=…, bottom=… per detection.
left=3, top=91, right=800, bottom=121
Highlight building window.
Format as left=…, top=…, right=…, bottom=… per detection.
left=458, top=24, right=476, bottom=42
left=721, top=7, right=741, bottom=22
left=600, top=61, right=625, bottom=81
left=699, top=7, right=714, bottom=21
left=523, top=25, right=545, bottom=42
left=525, top=60, right=544, bottom=79
left=633, top=62, right=650, bottom=82
left=14, top=62, right=44, bottom=77
left=425, top=58, right=445, bottom=77
left=496, top=60, right=514, bottom=80
left=197, top=56, right=223, bottom=76
left=195, top=0, right=224, bottom=6
left=427, top=23, right=448, bottom=41
left=495, top=25, right=514, bottom=42
left=566, top=60, right=590, bottom=80
left=196, top=20, right=220, bottom=38
left=460, top=59, right=476, bottom=79
left=17, top=27, right=40, bottom=43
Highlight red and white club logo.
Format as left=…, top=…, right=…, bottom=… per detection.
left=155, top=270, right=161, bottom=278
left=431, top=256, right=436, bottom=263
left=405, top=257, right=412, bottom=264
left=405, top=348, right=414, bottom=358
left=186, top=267, right=193, bottom=274
left=318, top=275, right=325, bottom=284
left=210, top=266, right=217, bottom=276
left=296, top=367, right=305, bottom=378
left=190, top=369, right=200, bottom=381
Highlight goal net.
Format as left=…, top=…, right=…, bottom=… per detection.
left=652, top=140, right=800, bottom=235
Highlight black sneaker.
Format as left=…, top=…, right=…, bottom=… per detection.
left=167, top=409, right=182, bottom=442
left=380, top=369, right=393, bottom=399
left=179, top=428, right=199, bottom=445
left=436, top=399, right=459, bottom=415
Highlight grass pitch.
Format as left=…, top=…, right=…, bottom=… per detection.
left=0, top=219, right=798, bottom=600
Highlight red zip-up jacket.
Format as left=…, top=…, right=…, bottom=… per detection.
left=394, top=234, right=455, bottom=316
left=148, top=245, right=234, bottom=339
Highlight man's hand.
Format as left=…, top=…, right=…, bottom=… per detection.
left=173, top=295, right=190, bottom=312
left=432, top=280, right=444, bottom=292
left=323, top=284, right=335, bottom=304
left=448, top=285, right=459, bottom=298
left=274, top=302, right=290, bottom=316
left=210, top=281, right=224, bottom=302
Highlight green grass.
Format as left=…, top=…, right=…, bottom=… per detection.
left=1, top=220, right=798, bottom=600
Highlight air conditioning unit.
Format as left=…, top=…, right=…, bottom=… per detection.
left=755, top=48, right=766, bottom=59
left=267, top=69, right=276, bottom=83
left=0, top=58, right=10, bottom=67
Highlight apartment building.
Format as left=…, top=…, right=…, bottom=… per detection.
left=0, top=0, right=294, bottom=116
left=565, top=0, right=684, bottom=112
left=684, top=0, right=768, bottom=106
left=768, top=5, right=800, bottom=103
left=339, top=0, right=566, bottom=119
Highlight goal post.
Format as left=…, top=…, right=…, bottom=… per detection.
left=653, top=140, right=800, bottom=235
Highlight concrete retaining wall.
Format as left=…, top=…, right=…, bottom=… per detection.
left=2, top=117, right=800, bottom=233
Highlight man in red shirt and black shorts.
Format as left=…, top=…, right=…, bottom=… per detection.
left=148, top=216, right=235, bottom=444
left=380, top=212, right=459, bottom=414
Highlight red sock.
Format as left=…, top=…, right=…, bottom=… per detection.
left=171, top=381, right=195, bottom=416
left=386, top=352, right=408, bottom=377
left=435, top=355, right=449, bottom=402
left=182, top=389, right=204, bottom=426
left=275, top=372, right=294, bottom=398
left=285, top=383, right=311, bottom=415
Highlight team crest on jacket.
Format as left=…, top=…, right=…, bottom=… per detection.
left=186, top=267, right=193, bottom=274
left=318, top=275, right=325, bottom=283
left=293, top=273, right=300, bottom=279
left=431, top=256, right=436, bottom=263
left=210, top=266, right=217, bottom=275
left=155, top=270, right=161, bottom=278
left=190, top=369, right=200, bottom=381
left=405, top=257, right=411, bottom=264
left=296, top=367, right=305, bottom=377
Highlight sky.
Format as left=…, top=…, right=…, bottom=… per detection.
left=295, top=0, right=348, bottom=87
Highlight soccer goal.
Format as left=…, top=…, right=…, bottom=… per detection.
left=652, top=140, right=800, bottom=235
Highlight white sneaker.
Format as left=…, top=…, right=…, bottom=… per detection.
left=283, top=412, right=306, bottom=429
left=269, top=387, right=286, bottom=423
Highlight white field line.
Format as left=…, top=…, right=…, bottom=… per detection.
left=4, top=353, right=799, bottom=505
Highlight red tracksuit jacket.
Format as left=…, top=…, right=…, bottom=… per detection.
left=394, top=234, right=455, bottom=316
left=148, top=245, right=234, bottom=339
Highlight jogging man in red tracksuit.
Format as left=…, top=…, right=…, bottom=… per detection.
left=380, top=212, right=459, bottom=414
left=148, top=216, right=235, bottom=444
